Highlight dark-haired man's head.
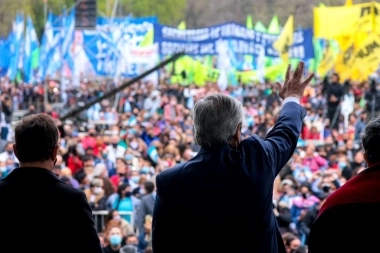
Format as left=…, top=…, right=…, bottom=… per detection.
left=14, top=113, right=59, bottom=170
left=362, top=118, right=380, bottom=167
left=83, top=155, right=94, bottom=167
left=142, top=181, right=155, bottom=195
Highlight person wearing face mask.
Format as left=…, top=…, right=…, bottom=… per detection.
left=103, top=226, right=124, bottom=253
left=112, top=183, right=134, bottom=223
left=106, top=135, right=126, bottom=164
left=0, top=113, right=102, bottom=253
left=110, top=158, right=129, bottom=189
left=137, top=181, right=155, bottom=235
left=290, top=184, right=320, bottom=226
left=106, top=210, right=134, bottom=237
left=84, top=178, right=107, bottom=211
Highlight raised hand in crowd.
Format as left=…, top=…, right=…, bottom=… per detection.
left=278, top=62, right=314, bottom=101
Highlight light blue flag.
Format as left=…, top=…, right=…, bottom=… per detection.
left=61, top=9, right=75, bottom=76
left=24, top=16, right=39, bottom=83
left=7, top=14, right=24, bottom=81
left=38, top=12, right=54, bottom=80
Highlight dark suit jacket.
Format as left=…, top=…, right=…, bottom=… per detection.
left=138, top=193, right=155, bottom=234
left=308, top=165, right=380, bottom=253
left=0, top=167, right=103, bottom=253
left=152, top=102, right=305, bottom=253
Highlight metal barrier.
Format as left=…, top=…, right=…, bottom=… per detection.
left=92, top=210, right=134, bottom=232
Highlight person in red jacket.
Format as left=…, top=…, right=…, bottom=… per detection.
left=66, top=145, right=83, bottom=174
left=308, top=118, right=380, bottom=253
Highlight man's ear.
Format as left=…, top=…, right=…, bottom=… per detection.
left=13, top=144, right=18, bottom=158
left=52, top=145, right=59, bottom=162
left=363, top=152, right=369, bottom=166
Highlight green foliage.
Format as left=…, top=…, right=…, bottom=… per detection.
left=0, top=0, right=75, bottom=38
left=118, top=0, right=187, bottom=26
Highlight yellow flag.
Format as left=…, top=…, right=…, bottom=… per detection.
left=353, top=33, right=380, bottom=77
left=314, top=2, right=374, bottom=39
left=317, top=43, right=336, bottom=77
left=273, top=15, right=293, bottom=61
left=345, top=0, right=353, bottom=6
left=335, top=40, right=356, bottom=81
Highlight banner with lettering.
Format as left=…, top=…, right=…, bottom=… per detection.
left=153, top=22, right=314, bottom=59
left=314, top=2, right=378, bottom=39
left=96, top=16, right=158, bottom=46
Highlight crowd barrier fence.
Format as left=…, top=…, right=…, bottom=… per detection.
left=92, top=210, right=134, bottom=232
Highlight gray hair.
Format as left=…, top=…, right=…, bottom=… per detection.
left=192, top=94, right=244, bottom=147
left=119, top=245, right=138, bottom=253
left=361, top=117, right=380, bottom=164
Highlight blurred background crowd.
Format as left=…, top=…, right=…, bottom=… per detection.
left=0, top=70, right=377, bottom=253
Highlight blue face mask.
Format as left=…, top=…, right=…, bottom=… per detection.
left=125, top=154, right=133, bottom=161
left=141, top=167, right=150, bottom=174
left=339, top=162, right=347, bottom=169
left=109, top=234, right=122, bottom=246
left=131, top=176, right=140, bottom=184
left=298, top=176, right=307, bottom=183
left=0, top=167, right=6, bottom=173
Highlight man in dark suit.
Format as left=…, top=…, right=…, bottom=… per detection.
left=308, top=117, right=380, bottom=253
left=152, top=62, right=314, bottom=253
left=137, top=181, right=156, bottom=234
left=0, top=113, right=102, bottom=253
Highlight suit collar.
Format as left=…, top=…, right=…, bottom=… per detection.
left=3, top=167, right=60, bottom=182
left=199, top=143, right=232, bottom=153
left=358, top=164, right=380, bottom=175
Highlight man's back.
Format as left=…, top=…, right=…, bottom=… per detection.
left=153, top=141, right=285, bottom=253
left=0, top=167, right=102, bottom=253
left=152, top=63, right=312, bottom=253
left=152, top=100, right=307, bottom=253
left=309, top=165, right=380, bottom=253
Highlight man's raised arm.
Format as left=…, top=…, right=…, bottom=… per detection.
left=261, top=62, right=314, bottom=176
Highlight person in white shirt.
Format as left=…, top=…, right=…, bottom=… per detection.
left=0, top=142, right=19, bottom=165
left=106, top=135, right=126, bottom=164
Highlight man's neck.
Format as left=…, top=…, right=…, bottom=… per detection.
left=19, top=161, right=52, bottom=171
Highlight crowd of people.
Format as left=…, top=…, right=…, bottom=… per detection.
left=0, top=71, right=376, bottom=253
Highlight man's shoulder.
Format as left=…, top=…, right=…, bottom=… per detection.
left=320, top=167, right=380, bottom=214
left=141, top=193, right=154, bottom=202
left=156, top=163, right=186, bottom=184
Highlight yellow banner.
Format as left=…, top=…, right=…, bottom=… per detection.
left=314, top=2, right=376, bottom=39
left=273, top=15, right=293, bottom=61
left=353, top=33, right=380, bottom=77
left=317, top=42, right=337, bottom=77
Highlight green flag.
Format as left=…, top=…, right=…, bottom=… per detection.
left=178, top=21, right=186, bottom=30
left=246, top=15, right=253, bottom=29
left=31, top=47, right=40, bottom=69
left=254, top=21, right=267, bottom=32
left=267, top=15, right=280, bottom=34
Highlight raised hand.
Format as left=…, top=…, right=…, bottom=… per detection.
left=278, top=62, right=314, bottom=100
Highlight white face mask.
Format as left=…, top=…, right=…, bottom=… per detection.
left=93, top=187, right=102, bottom=195
left=130, top=141, right=139, bottom=150
left=139, top=188, right=146, bottom=195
